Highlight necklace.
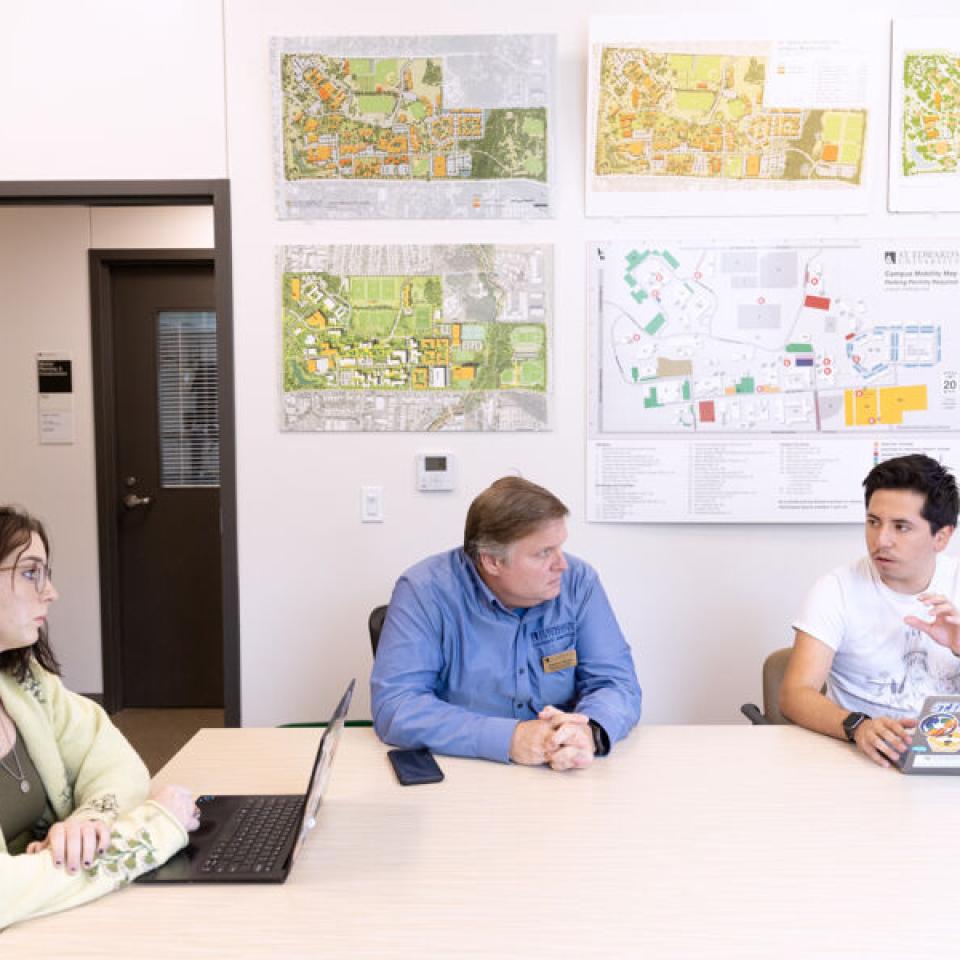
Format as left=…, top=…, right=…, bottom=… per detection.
left=0, top=739, right=31, bottom=794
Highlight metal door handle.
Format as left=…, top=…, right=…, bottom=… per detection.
left=123, top=493, right=153, bottom=510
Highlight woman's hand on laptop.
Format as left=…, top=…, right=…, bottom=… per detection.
left=151, top=784, right=201, bottom=832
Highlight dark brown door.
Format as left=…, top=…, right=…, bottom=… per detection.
left=110, top=262, right=223, bottom=707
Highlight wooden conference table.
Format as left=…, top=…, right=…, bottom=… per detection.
left=10, top=725, right=954, bottom=959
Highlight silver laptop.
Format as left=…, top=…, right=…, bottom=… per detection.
left=138, top=679, right=354, bottom=883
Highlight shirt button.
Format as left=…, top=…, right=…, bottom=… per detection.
left=518, top=668, right=526, bottom=675
left=516, top=703, right=523, bottom=709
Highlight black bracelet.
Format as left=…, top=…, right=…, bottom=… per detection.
left=588, top=719, right=611, bottom=757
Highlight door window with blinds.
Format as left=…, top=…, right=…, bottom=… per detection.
left=156, top=311, right=220, bottom=488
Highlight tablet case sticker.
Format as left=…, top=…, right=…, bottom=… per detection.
left=919, top=707, right=960, bottom=753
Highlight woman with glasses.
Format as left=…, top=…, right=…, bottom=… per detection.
left=0, top=505, right=199, bottom=929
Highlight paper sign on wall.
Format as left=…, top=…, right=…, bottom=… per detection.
left=36, top=353, right=74, bottom=444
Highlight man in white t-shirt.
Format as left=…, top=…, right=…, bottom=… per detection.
left=781, top=454, right=960, bottom=768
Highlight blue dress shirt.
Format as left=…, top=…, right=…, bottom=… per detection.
left=370, top=548, right=642, bottom=763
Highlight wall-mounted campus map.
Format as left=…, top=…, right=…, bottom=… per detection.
left=280, top=245, right=551, bottom=431
left=586, top=17, right=880, bottom=217
left=890, top=19, right=960, bottom=212
left=901, top=52, right=960, bottom=178
left=588, top=239, right=960, bottom=522
left=272, top=35, right=554, bottom=219
left=594, top=50, right=865, bottom=185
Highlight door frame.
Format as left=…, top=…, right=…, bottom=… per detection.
left=0, top=181, right=240, bottom=725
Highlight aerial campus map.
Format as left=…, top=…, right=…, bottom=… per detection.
left=902, top=51, right=960, bottom=176
left=593, top=46, right=866, bottom=187
left=592, top=240, right=960, bottom=435
left=273, top=35, right=554, bottom=219
left=280, top=245, right=551, bottom=432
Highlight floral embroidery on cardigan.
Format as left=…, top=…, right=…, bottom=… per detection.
left=84, top=829, right=157, bottom=886
left=19, top=673, right=45, bottom=703
left=82, top=794, right=120, bottom=817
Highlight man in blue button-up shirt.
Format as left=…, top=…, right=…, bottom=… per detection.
left=371, top=477, right=642, bottom=769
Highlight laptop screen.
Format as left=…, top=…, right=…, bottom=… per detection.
left=290, top=679, right=355, bottom=863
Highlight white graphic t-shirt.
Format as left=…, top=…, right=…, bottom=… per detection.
left=793, top=553, right=960, bottom=718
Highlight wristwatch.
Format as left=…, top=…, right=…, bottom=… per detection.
left=842, top=711, right=870, bottom=743
left=588, top=719, right=610, bottom=757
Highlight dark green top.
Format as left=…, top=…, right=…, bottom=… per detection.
left=0, top=728, right=46, bottom=852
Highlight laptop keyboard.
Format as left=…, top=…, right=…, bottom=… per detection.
left=200, top=796, right=302, bottom=875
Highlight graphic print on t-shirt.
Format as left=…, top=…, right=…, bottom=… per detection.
left=865, top=626, right=960, bottom=712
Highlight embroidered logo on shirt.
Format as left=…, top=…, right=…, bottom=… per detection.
left=531, top=623, right=576, bottom=647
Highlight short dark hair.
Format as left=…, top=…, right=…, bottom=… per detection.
left=464, top=477, right=569, bottom=564
left=0, top=506, right=61, bottom=681
left=863, top=454, right=959, bottom=534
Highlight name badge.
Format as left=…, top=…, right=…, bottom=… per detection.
left=542, top=649, right=577, bottom=673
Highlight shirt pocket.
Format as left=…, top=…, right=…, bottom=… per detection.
left=530, top=623, right=578, bottom=707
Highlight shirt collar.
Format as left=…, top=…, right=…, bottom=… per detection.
left=457, top=548, right=521, bottom=617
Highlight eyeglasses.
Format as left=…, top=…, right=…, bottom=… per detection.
left=0, top=562, right=53, bottom=595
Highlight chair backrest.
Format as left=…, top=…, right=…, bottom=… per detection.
left=368, top=605, right=388, bottom=658
left=761, top=647, right=793, bottom=724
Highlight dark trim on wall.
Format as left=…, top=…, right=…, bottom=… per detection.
left=0, top=180, right=221, bottom=206
left=0, top=181, right=240, bottom=727
left=211, top=186, right=240, bottom=731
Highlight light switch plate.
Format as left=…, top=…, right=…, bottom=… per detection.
left=361, top=485, right=384, bottom=522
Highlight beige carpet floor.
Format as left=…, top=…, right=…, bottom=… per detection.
left=111, top=708, right=225, bottom=775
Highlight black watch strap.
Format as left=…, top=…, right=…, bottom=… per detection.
left=842, top=711, right=870, bottom=743
left=588, top=719, right=610, bottom=757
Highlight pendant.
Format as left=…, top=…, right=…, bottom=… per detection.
left=20, top=779, right=29, bottom=794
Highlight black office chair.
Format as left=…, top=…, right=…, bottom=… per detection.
left=741, top=647, right=794, bottom=725
left=368, top=605, right=388, bottom=658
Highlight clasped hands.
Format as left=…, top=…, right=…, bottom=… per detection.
left=509, top=705, right=595, bottom=771
left=25, top=784, right=200, bottom=873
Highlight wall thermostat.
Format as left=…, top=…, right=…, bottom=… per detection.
left=417, top=453, right=454, bottom=491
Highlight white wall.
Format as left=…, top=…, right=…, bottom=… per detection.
left=5, top=1, right=960, bottom=726
left=1, top=0, right=224, bottom=693
left=0, top=206, right=215, bottom=692
left=224, top=0, right=960, bottom=727
left=0, top=0, right=226, bottom=180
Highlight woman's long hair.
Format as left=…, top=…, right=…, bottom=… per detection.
left=0, top=506, right=61, bottom=681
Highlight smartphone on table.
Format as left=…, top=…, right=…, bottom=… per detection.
left=387, top=747, right=444, bottom=786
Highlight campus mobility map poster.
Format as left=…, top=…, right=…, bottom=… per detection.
left=280, top=244, right=551, bottom=432
left=272, top=35, right=555, bottom=219
left=889, top=19, right=960, bottom=212
left=585, top=16, right=882, bottom=218
left=587, top=240, right=960, bottom=523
